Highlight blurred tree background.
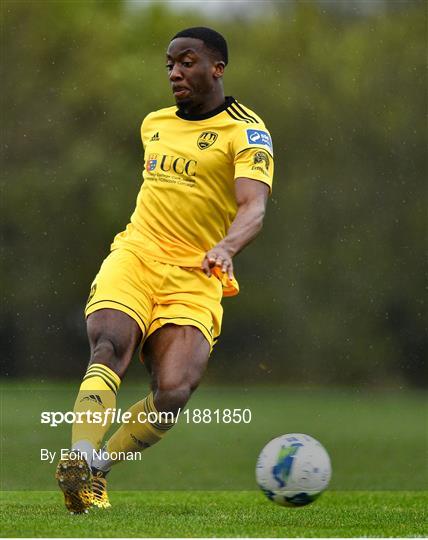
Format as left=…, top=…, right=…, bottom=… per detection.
left=1, top=0, right=426, bottom=387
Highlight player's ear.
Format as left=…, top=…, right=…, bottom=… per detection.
left=213, top=61, right=225, bottom=79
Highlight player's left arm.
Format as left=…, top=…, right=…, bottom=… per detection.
left=202, top=178, right=269, bottom=279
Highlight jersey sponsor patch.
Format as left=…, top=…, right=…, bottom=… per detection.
left=246, top=129, right=273, bottom=153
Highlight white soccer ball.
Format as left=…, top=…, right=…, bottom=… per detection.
left=256, top=433, right=332, bottom=507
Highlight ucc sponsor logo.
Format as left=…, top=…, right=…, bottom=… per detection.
left=146, top=153, right=197, bottom=176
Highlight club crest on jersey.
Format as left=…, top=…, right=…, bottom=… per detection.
left=146, top=154, right=158, bottom=172
left=197, top=131, right=218, bottom=150
left=246, top=129, right=273, bottom=153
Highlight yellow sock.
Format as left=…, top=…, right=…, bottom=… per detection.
left=105, top=392, right=175, bottom=464
left=72, top=363, right=121, bottom=450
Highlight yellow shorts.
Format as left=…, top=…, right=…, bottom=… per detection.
left=85, top=248, right=223, bottom=351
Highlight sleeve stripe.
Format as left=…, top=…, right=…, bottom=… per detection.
left=226, top=108, right=251, bottom=123
left=233, top=101, right=258, bottom=123
left=235, top=146, right=274, bottom=158
left=229, top=103, right=258, bottom=124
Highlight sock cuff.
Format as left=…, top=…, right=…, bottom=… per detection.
left=143, top=392, right=176, bottom=431
left=83, top=363, right=121, bottom=395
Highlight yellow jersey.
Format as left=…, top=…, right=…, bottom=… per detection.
left=111, top=96, right=274, bottom=296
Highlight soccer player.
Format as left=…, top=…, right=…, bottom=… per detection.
left=56, top=26, right=274, bottom=513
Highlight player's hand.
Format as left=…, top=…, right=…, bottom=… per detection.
left=202, top=245, right=234, bottom=280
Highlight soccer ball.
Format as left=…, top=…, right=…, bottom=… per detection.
left=256, top=433, right=331, bottom=507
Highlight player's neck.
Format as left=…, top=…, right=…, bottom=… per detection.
left=181, top=91, right=225, bottom=117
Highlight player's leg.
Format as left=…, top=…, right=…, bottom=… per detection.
left=72, top=309, right=142, bottom=458
left=70, top=248, right=150, bottom=463
left=56, top=309, right=142, bottom=513
left=146, top=323, right=210, bottom=413
left=92, top=324, right=210, bottom=470
left=56, top=249, right=153, bottom=512
left=90, top=264, right=220, bottom=481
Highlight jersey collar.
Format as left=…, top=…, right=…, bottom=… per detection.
left=175, top=96, right=234, bottom=121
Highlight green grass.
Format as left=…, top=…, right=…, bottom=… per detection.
left=1, top=383, right=426, bottom=491
left=0, top=382, right=427, bottom=536
left=1, top=490, right=426, bottom=537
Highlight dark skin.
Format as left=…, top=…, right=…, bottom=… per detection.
left=86, top=37, right=269, bottom=414
left=166, top=37, right=226, bottom=115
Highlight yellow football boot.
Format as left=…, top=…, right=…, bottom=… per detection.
left=56, top=455, right=93, bottom=514
left=91, top=469, right=111, bottom=509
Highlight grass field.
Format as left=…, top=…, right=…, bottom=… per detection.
left=1, top=490, right=427, bottom=537
left=0, top=381, right=427, bottom=536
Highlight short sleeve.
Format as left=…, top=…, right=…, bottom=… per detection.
left=231, top=123, right=274, bottom=157
left=140, top=112, right=155, bottom=149
left=232, top=124, right=274, bottom=191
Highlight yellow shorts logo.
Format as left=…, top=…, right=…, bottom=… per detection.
left=197, top=131, right=218, bottom=150
left=86, top=283, right=97, bottom=305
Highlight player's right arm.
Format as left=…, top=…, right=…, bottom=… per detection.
left=202, top=117, right=274, bottom=278
left=201, top=178, right=269, bottom=278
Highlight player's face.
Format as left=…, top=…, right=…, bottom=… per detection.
left=166, top=37, right=223, bottom=111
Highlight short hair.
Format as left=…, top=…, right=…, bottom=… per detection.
left=171, top=27, right=228, bottom=65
